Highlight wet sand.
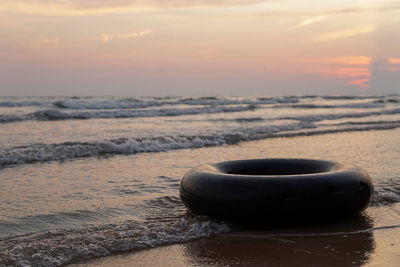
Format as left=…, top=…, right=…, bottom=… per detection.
left=72, top=128, right=400, bottom=267
left=73, top=204, right=400, bottom=266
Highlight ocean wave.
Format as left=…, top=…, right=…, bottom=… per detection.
left=0, top=105, right=257, bottom=123
left=372, top=179, right=400, bottom=206
left=32, top=105, right=257, bottom=120
left=288, top=102, right=385, bottom=109
left=0, top=114, right=28, bottom=123
left=1, top=95, right=397, bottom=111
left=373, top=191, right=400, bottom=205
left=234, top=117, right=264, bottom=122
left=53, top=96, right=299, bottom=110
left=1, top=178, right=400, bottom=266
left=0, top=101, right=51, bottom=107
left=276, top=122, right=400, bottom=138
left=286, top=108, right=400, bottom=122
left=3, top=104, right=400, bottom=125
left=0, top=122, right=316, bottom=167
left=52, top=98, right=162, bottom=110
left=0, top=96, right=300, bottom=111
left=218, top=108, right=400, bottom=124
left=0, top=212, right=230, bottom=266
left=2, top=121, right=400, bottom=168
left=374, top=98, right=400, bottom=104
left=321, top=95, right=384, bottom=100
left=0, top=209, right=125, bottom=240
left=1, top=95, right=398, bottom=125
left=321, top=120, right=400, bottom=127
left=0, top=195, right=184, bottom=240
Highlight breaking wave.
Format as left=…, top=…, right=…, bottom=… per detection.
left=2, top=105, right=400, bottom=124
left=0, top=105, right=257, bottom=123
left=0, top=207, right=230, bottom=266
left=31, top=105, right=257, bottom=121
left=2, top=120, right=400, bottom=168
left=320, top=95, right=385, bottom=100
left=0, top=95, right=397, bottom=111
left=0, top=114, right=28, bottom=123
left=285, top=108, right=400, bottom=122
left=1, top=180, right=400, bottom=266
left=0, top=100, right=51, bottom=107
left=288, top=102, right=384, bottom=109
left=372, top=178, right=400, bottom=206
left=52, top=96, right=299, bottom=109
left=0, top=122, right=316, bottom=167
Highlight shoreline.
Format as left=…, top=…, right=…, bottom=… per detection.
left=70, top=128, right=400, bottom=266
left=72, top=204, right=400, bottom=266
left=2, top=127, right=400, bottom=266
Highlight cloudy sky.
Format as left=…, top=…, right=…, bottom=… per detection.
left=0, top=0, right=399, bottom=95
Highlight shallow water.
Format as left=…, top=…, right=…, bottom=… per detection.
left=0, top=95, right=400, bottom=266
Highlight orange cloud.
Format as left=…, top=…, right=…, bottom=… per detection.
left=311, top=56, right=373, bottom=89
left=315, top=65, right=371, bottom=89
left=322, top=68, right=371, bottom=78
left=349, top=78, right=370, bottom=88
left=388, top=58, right=400, bottom=65
left=320, top=56, right=371, bottom=66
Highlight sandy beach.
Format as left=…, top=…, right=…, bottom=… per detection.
left=1, top=96, right=400, bottom=266
left=73, top=207, right=400, bottom=266
left=71, top=128, right=400, bottom=266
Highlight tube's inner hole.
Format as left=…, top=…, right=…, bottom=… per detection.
left=225, top=161, right=335, bottom=175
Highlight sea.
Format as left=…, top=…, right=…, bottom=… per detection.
left=0, top=95, right=400, bottom=266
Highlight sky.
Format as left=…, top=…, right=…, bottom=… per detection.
left=0, top=0, right=399, bottom=96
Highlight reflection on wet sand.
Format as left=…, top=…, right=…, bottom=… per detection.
left=184, top=215, right=375, bottom=266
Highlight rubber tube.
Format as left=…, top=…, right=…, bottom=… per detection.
left=179, top=158, right=374, bottom=223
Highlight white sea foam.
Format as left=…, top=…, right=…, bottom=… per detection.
left=0, top=95, right=398, bottom=124
left=52, top=96, right=299, bottom=110
left=372, top=179, right=400, bottom=205
left=373, top=192, right=400, bottom=205
left=0, top=105, right=258, bottom=123
left=0, top=95, right=397, bottom=110
left=2, top=121, right=400, bottom=168
left=0, top=122, right=316, bottom=167
left=2, top=105, right=400, bottom=125
left=53, top=98, right=161, bottom=109
left=31, top=105, right=257, bottom=120
left=0, top=100, right=51, bottom=107
left=0, top=215, right=230, bottom=266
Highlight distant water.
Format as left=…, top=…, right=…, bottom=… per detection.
left=1, top=95, right=400, bottom=167
left=1, top=95, right=400, bottom=266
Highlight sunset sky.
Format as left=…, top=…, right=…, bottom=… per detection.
left=0, top=0, right=399, bottom=95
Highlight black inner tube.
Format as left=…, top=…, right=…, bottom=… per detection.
left=180, top=158, right=374, bottom=224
